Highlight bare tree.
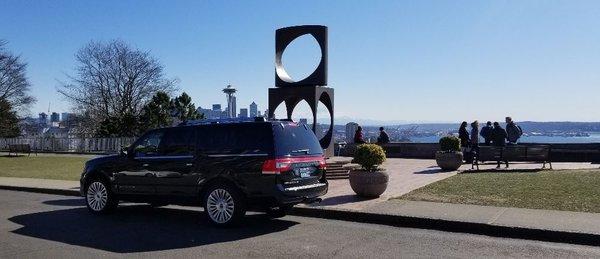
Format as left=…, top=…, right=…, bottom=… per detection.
left=58, top=40, right=177, bottom=135
left=0, top=40, right=36, bottom=114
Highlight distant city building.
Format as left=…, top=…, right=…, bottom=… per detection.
left=299, top=118, right=308, bottom=125
left=60, top=113, right=71, bottom=122
left=249, top=102, right=258, bottom=117
left=345, top=122, right=359, bottom=143
left=264, top=109, right=269, bottom=118
left=239, top=108, right=248, bottom=118
left=50, top=112, right=60, bottom=123
left=257, top=111, right=262, bottom=117
left=223, top=85, right=237, bottom=118
left=198, top=106, right=226, bottom=120
left=38, top=113, right=48, bottom=126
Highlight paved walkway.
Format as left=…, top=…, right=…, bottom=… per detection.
left=313, top=158, right=457, bottom=210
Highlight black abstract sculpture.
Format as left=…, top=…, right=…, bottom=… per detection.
left=268, top=25, right=335, bottom=157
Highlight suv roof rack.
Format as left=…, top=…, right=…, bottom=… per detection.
left=179, top=117, right=267, bottom=126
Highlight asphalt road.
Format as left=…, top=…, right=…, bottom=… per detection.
left=2, top=190, right=600, bottom=258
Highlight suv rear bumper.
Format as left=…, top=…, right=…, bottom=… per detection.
left=247, top=180, right=328, bottom=208
left=274, top=180, right=328, bottom=205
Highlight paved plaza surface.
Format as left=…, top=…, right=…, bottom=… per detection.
left=313, top=158, right=457, bottom=210
left=2, top=190, right=600, bottom=258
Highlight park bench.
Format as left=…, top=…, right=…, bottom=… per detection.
left=472, top=145, right=552, bottom=170
left=8, top=144, right=35, bottom=157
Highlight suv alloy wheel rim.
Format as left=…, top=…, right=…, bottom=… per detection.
left=87, top=182, right=108, bottom=211
left=207, top=189, right=235, bottom=223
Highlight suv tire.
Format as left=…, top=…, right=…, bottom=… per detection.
left=85, top=179, right=118, bottom=214
left=203, top=183, right=246, bottom=226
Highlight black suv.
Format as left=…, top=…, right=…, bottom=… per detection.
left=80, top=119, right=328, bottom=225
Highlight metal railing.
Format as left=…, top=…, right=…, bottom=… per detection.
left=0, top=137, right=136, bottom=153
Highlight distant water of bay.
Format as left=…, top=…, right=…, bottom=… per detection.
left=408, top=132, right=600, bottom=144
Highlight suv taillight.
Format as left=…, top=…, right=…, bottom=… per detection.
left=262, top=156, right=326, bottom=175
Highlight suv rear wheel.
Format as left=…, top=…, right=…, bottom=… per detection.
left=85, top=179, right=118, bottom=214
left=203, top=183, right=246, bottom=226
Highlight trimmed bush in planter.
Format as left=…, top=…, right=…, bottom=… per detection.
left=352, top=144, right=387, bottom=171
left=435, top=135, right=463, bottom=171
left=349, top=144, right=389, bottom=198
left=439, top=135, right=461, bottom=152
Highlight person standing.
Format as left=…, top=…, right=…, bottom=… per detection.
left=480, top=121, right=493, bottom=145
left=377, top=127, right=390, bottom=144
left=470, top=121, right=480, bottom=149
left=458, top=121, right=470, bottom=162
left=490, top=122, right=509, bottom=168
left=505, top=117, right=523, bottom=144
left=354, top=126, right=366, bottom=144
left=458, top=121, right=470, bottom=148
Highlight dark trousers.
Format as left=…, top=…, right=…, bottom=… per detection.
left=493, top=144, right=508, bottom=168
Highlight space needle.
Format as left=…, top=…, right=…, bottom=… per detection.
left=223, top=84, right=237, bottom=118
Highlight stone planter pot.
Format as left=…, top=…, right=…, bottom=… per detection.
left=435, top=151, right=463, bottom=171
left=349, top=169, right=389, bottom=198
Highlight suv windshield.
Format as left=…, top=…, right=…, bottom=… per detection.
left=273, top=122, right=323, bottom=157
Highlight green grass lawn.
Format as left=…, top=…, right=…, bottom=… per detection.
left=399, top=169, right=600, bottom=213
left=0, top=155, right=89, bottom=181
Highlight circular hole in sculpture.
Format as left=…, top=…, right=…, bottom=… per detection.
left=281, top=34, right=322, bottom=82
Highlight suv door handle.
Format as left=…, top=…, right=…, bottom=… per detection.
left=185, top=163, right=193, bottom=167
left=142, top=163, right=149, bottom=167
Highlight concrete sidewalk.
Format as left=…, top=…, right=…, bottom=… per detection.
left=1, top=176, right=600, bottom=246
left=0, top=177, right=80, bottom=196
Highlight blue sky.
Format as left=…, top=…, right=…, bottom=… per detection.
left=1, top=0, right=599, bottom=122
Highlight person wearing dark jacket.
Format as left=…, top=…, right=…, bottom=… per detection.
left=490, top=122, right=509, bottom=168
left=458, top=121, right=470, bottom=148
left=505, top=117, right=523, bottom=144
left=354, top=126, right=366, bottom=144
left=377, top=127, right=390, bottom=144
left=458, top=121, right=471, bottom=162
left=480, top=121, right=493, bottom=145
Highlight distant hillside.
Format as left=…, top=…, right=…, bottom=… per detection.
left=516, top=122, right=600, bottom=132
left=331, top=121, right=600, bottom=133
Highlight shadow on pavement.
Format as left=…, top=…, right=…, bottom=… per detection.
left=9, top=204, right=298, bottom=253
left=43, top=199, right=85, bottom=206
left=314, top=194, right=371, bottom=206
left=413, top=168, right=446, bottom=174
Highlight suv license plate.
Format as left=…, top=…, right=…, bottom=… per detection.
left=297, top=167, right=313, bottom=178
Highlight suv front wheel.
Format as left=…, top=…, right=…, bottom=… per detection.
left=203, top=183, right=246, bottom=226
left=85, top=179, right=118, bottom=214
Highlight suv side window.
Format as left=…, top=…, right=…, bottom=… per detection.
left=133, top=130, right=164, bottom=157
left=197, top=124, right=273, bottom=155
left=161, top=127, right=195, bottom=156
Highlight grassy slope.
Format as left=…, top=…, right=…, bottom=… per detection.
left=0, top=155, right=89, bottom=181
left=400, top=169, right=600, bottom=213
